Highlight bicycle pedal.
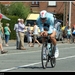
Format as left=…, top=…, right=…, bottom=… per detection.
left=47, top=58, right=49, bottom=62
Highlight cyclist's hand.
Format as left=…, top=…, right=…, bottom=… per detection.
left=40, top=32, right=44, bottom=36
left=40, top=31, right=48, bottom=37
left=43, top=31, right=48, bottom=37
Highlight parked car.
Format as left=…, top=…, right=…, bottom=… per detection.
left=24, top=13, right=40, bottom=32
left=55, top=20, right=63, bottom=41
left=24, top=13, right=41, bottom=42
left=56, top=26, right=63, bottom=41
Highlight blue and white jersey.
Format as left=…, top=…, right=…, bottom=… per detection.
left=36, top=12, right=55, bottom=34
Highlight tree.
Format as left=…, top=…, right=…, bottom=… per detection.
left=0, top=3, right=9, bottom=15
left=8, top=2, right=30, bottom=19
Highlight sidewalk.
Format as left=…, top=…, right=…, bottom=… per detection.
left=1, top=40, right=41, bottom=55
left=3, top=39, right=67, bottom=46
left=8, top=39, right=67, bottom=44
left=2, top=39, right=41, bottom=48
left=0, top=39, right=67, bottom=55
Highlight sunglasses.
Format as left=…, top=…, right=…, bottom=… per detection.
left=40, top=18, right=46, bottom=20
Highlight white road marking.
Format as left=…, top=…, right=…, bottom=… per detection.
left=57, top=55, right=75, bottom=60
left=0, top=44, right=75, bottom=72
left=0, top=55, right=75, bottom=72
left=0, top=46, right=75, bottom=56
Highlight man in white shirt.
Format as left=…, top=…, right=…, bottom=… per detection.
left=14, top=19, right=20, bottom=49
left=18, top=19, right=26, bottom=50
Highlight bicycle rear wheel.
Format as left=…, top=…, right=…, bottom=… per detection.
left=41, top=43, right=49, bottom=69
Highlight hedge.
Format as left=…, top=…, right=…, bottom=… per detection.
left=1, top=15, right=19, bottom=40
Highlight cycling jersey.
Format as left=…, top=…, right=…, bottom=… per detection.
left=36, top=12, right=56, bottom=34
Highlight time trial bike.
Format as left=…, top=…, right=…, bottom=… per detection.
left=41, top=36, right=56, bottom=69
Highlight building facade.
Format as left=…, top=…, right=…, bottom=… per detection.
left=0, top=1, right=75, bottom=27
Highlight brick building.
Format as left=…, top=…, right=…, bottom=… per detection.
left=0, top=1, right=75, bottom=27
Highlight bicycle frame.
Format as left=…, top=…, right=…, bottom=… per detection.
left=42, top=36, right=54, bottom=57
left=41, top=36, right=56, bottom=69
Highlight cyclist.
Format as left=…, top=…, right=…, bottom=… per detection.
left=36, top=10, right=59, bottom=58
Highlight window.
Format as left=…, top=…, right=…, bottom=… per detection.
left=31, top=1, right=39, bottom=7
left=25, top=20, right=36, bottom=26
left=48, top=1, right=56, bottom=6
left=32, top=1, right=39, bottom=5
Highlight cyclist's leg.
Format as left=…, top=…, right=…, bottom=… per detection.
left=50, top=37, right=59, bottom=58
left=50, top=30, right=56, bottom=45
left=48, top=26, right=57, bottom=57
left=49, top=30, right=57, bottom=57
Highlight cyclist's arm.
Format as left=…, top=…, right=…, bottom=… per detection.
left=47, top=17, right=55, bottom=35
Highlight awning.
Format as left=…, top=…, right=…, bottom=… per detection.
left=0, top=13, right=10, bottom=20
left=27, top=14, right=39, bottom=20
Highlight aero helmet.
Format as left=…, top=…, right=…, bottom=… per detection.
left=40, top=10, right=47, bottom=19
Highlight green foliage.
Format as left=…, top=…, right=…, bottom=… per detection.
left=8, top=2, right=30, bottom=19
left=0, top=2, right=31, bottom=40
left=0, top=3, right=9, bottom=15
left=1, top=15, right=19, bottom=40
left=55, top=13, right=63, bottom=27
left=56, top=13, right=63, bottom=20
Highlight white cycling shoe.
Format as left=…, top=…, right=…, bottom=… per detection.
left=55, top=47, right=59, bottom=58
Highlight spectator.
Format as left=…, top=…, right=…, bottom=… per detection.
left=26, top=23, right=33, bottom=47
left=4, top=23, right=11, bottom=46
left=72, top=25, right=75, bottom=42
left=0, top=23, right=4, bottom=39
left=67, top=26, right=71, bottom=43
left=72, top=25, right=75, bottom=35
left=0, top=23, right=5, bottom=45
left=18, top=19, right=26, bottom=50
left=33, top=22, right=41, bottom=47
left=0, top=22, right=8, bottom=54
left=65, top=25, right=69, bottom=38
left=14, top=19, right=20, bottom=49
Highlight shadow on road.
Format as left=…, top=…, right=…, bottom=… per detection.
left=18, top=66, right=52, bottom=70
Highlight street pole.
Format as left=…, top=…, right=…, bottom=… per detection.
left=63, top=2, right=66, bottom=26
left=69, top=1, right=72, bottom=26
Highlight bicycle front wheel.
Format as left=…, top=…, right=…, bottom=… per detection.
left=41, top=43, right=49, bottom=69
left=50, top=45, right=56, bottom=68
left=50, top=57, right=56, bottom=68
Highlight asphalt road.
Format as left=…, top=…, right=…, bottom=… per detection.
left=0, top=40, right=75, bottom=72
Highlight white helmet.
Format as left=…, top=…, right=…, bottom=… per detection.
left=40, top=10, right=47, bottom=19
